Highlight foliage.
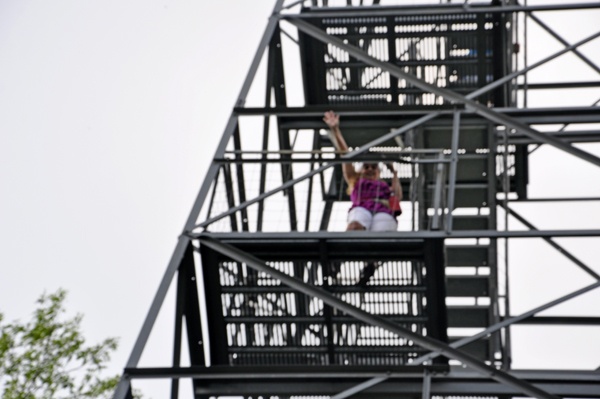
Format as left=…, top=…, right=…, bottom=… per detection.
left=0, top=289, right=120, bottom=399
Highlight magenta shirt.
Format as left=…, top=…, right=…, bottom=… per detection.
left=350, top=178, right=394, bottom=216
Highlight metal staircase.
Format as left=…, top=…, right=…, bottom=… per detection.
left=420, top=122, right=502, bottom=365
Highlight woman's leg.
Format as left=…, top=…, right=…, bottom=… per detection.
left=371, top=212, right=398, bottom=232
left=356, top=212, right=395, bottom=286
left=346, top=207, right=372, bottom=230
left=347, top=221, right=366, bottom=230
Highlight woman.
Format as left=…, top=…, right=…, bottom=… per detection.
left=323, top=110, right=402, bottom=232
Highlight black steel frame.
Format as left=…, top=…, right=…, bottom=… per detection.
left=113, top=1, right=600, bottom=399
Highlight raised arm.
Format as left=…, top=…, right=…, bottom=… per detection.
left=385, top=163, right=403, bottom=200
left=323, top=111, right=359, bottom=184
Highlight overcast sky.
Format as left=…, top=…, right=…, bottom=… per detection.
left=1, top=1, right=599, bottom=398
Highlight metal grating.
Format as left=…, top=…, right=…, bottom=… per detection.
left=301, top=12, right=502, bottom=107
left=218, top=258, right=431, bottom=366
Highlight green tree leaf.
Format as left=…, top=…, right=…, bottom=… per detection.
left=0, top=289, right=129, bottom=399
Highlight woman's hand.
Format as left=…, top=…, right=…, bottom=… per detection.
left=386, top=163, right=402, bottom=200
left=323, top=110, right=339, bottom=130
left=323, top=111, right=356, bottom=183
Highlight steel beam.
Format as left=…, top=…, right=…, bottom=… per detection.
left=517, top=316, right=600, bottom=325
left=431, top=153, right=445, bottom=230
left=222, top=164, right=239, bottom=231
left=296, top=2, right=600, bottom=18
left=234, top=106, right=452, bottom=116
left=193, top=229, right=600, bottom=240
left=256, top=30, right=275, bottom=232
left=286, top=17, right=600, bottom=168
left=517, top=81, right=600, bottom=90
left=234, top=105, right=600, bottom=123
left=122, top=365, right=433, bottom=380
left=422, top=370, right=432, bottom=399
left=112, top=239, right=192, bottom=399
left=445, top=109, right=461, bottom=233
left=170, top=256, right=186, bottom=399
left=319, top=198, right=334, bottom=231
left=528, top=12, right=600, bottom=76
left=510, top=197, right=600, bottom=202
left=282, top=0, right=305, bottom=10
left=121, top=366, right=600, bottom=396
left=215, top=157, right=446, bottom=164
left=224, top=149, right=444, bottom=155
left=233, top=127, right=249, bottom=232
left=413, top=280, right=600, bottom=365
left=505, top=206, right=600, bottom=280
left=199, top=237, right=560, bottom=399
left=305, top=159, right=316, bottom=231
left=122, top=365, right=600, bottom=381
left=270, top=25, right=298, bottom=231
left=330, top=376, right=389, bottom=399
left=467, top=29, right=600, bottom=100
left=186, top=380, right=600, bottom=397
left=111, top=2, right=287, bottom=398
left=508, top=130, right=600, bottom=145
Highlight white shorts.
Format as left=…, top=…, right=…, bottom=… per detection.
left=347, top=206, right=398, bottom=232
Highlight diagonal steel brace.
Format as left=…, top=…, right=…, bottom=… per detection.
left=112, top=1, right=289, bottom=398
left=331, top=376, right=389, bottom=399
left=286, top=17, right=600, bottom=168
left=527, top=12, right=600, bottom=76
left=200, top=237, right=560, bottom=399
left=193, top=112, right=440, bottom=230
left=504, top=205, right=600, bottom=280
left=412, top=280, right=600, bottom=365
left=466, top=29, right=600, bottom=100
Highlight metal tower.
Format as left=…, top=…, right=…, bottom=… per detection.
left=114, top=1, right=600, bottom=398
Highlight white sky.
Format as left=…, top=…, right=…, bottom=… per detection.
left=1, top=1, right=600, bottom=398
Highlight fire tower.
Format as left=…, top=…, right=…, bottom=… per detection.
left=114, top=1, right=600, bottom=399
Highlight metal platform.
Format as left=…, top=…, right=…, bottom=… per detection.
left=200, top=236, right=447, bottom=367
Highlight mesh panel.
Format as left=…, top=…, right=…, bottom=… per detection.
left=218, top=258, right=429, bottom=366
left=306, top=12, right=498, bottom=106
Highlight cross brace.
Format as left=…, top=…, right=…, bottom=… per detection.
left=200, top=237, right=559, bottom=399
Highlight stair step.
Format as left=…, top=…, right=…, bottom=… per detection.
left=423, top=126, right=489, bottom=150
left=425, top=184, right=488, bottom=209
left=446, top=245, right=490, bottom=267
left=451, top=215, right=490, bottom=230
left=446, top=276, right=489, bottom=297
left=453, top=186, right=489, bottom=208
left=447, top=306, right=490, bottom=328
left=425, top=157, right=488, bottom=184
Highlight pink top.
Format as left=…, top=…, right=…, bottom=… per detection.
left=350, top=178, right=394, bottom=216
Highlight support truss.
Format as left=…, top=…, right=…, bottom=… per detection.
left=114, top=2, right=600, bottom=399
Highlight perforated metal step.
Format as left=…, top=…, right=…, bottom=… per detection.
left=425, top=156, right=488, bottom=184
left=446, top=276, right=489, bottom=297
left=423, top=125, right=489, bottom=150
left=451, top=215, right=490, bottom=230
left=447, top=306, right=490, bottom=328
left=446, top=245, right=490, bottom=267
left=424, top=183, right=489, bottom=209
